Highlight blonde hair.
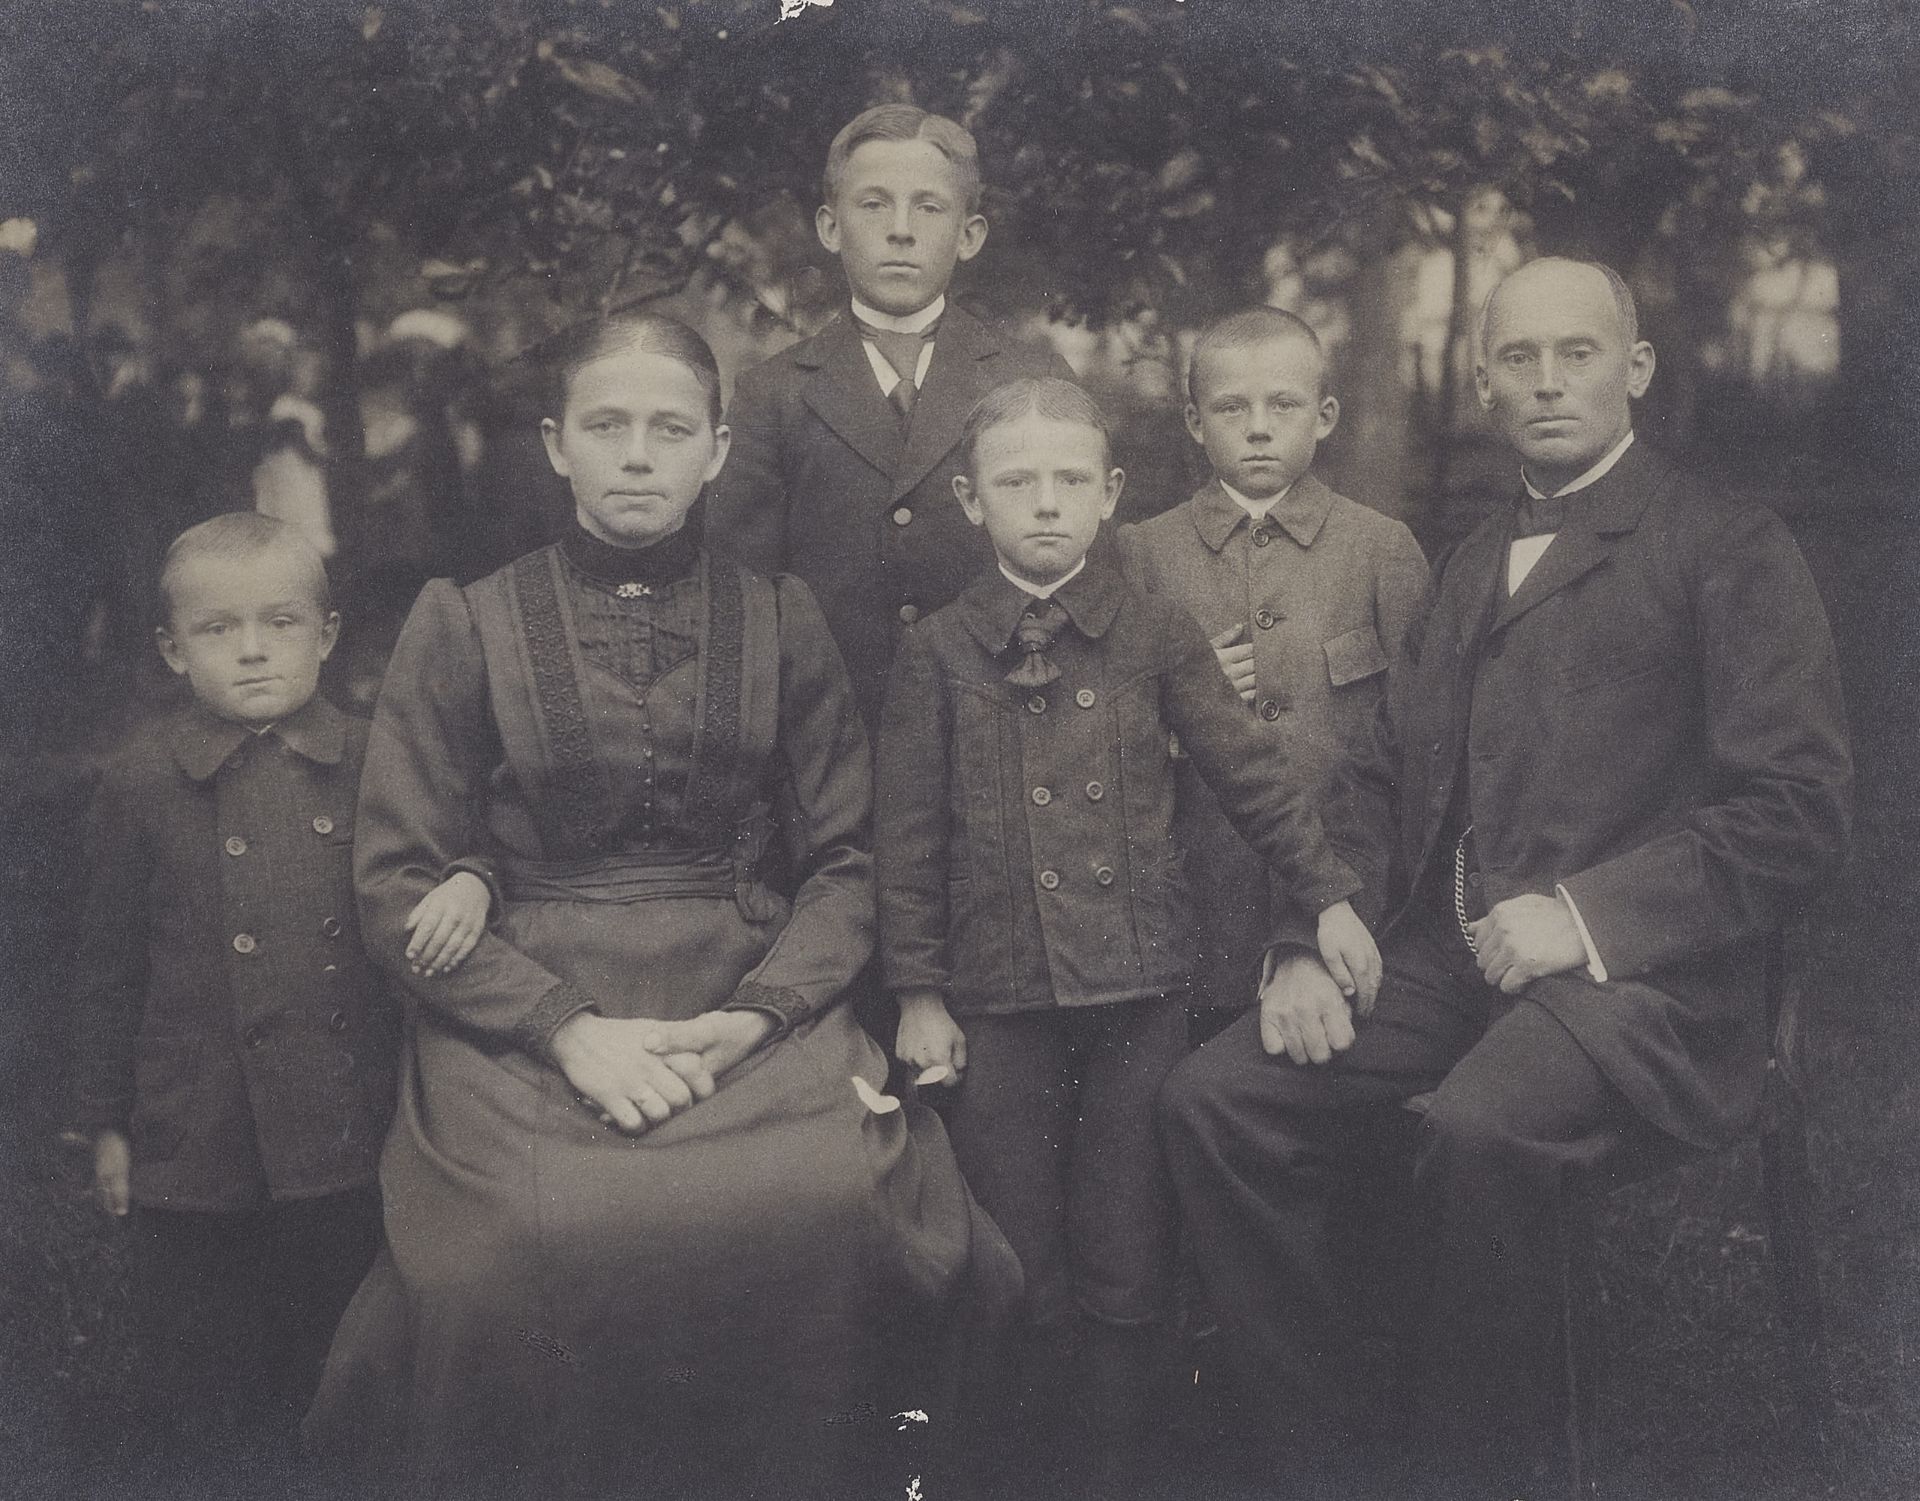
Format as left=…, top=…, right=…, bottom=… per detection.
left=823, top=105, right=982, bottom=213
left=960, top=377, right=1112, bottom=474
left=158, top=512, right=332, bottom=626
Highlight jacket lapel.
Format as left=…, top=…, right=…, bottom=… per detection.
left=798, top=316, right=905, bottom=479
left=892, top=306, right=1002, bottom=502
left=1490, top=445, right=1659, bottom=633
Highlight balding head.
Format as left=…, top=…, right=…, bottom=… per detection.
left=1474, top=257, right=1655, bottom=493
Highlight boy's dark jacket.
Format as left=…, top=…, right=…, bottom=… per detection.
left=876, top=561, right=1360, bottom=1015
left=707, top=304, right=1070, bottom=726
left=71, top=696, right=398, bottom=1210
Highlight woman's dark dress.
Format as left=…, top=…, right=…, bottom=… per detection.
left=305, top=524, right=1013, bottom=1496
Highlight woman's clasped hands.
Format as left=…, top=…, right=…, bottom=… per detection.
left=549, top=1009, right=775, bottom=1134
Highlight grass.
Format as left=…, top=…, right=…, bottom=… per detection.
left=1, top=489, right=1916, bottom=1500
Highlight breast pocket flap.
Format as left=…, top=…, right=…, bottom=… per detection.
left=1323, top=626, right=1389, bottom=688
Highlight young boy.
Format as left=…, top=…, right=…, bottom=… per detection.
left=708, top=103, right=1072, bottom=730
left=70, top=513, right=488, bottom=1463
left=875, top=377, right=1380, bottom=1490
left=1118, top=308, right=1427, bottom=1024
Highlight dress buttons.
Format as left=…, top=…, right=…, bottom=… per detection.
left=1031, top=787, right=1052, bottom=806
left=892, top=506, right=913, bottom=526
left=322, top=963, right=339, bottom=976
left=1255, top=609, right=1277, bottom=631
left=1085, top=781, right=1104, bottom=801
left=899, top=604, right=920, bottom=624
left=224, top=836, right=248, bottom=857
left=243, top=1024, right=264, bottom=1048
left=1259, top=698, right=1282, bottom=721
left=1094, top=866, right=1116, bottom=887
left=1075, top=688, right=1097, bottom=709
left=1038, top=870, right=1060, bottom=891
left=1027, top=695, right=1047, bottom=715
left=643, top=747, right=654, bottom=759
left=320, top=917, right=343, bottom=939
left=329, top=1010, right=348, bottom=1033
left=311, top=815, right=335, bottom=836
left=232, top=933, right=257, bottom=955
left=1252, top=528, right=1272, bottom=548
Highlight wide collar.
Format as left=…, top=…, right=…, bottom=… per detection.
left=169, top=694, right=347, bottom=782
left=792, top=303, right=1007, bottom=500
left=957, top=558, right=1127, bottom=659
left=560, top=510, right=701, bottom=588
left=1189, top=472, right=1336, bottom=552
left=1458, top=436, right=1665, bottom=637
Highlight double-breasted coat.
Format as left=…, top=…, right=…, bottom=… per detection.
left=70, top=697, right=398, bottom=1209
left=1118, top=474, right=1428, bottom=1009
left=707, top=304, right=1071, bottom=727
left=1340, top=440, right=1853, bottom=1146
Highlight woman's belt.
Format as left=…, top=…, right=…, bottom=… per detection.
left=502, top=807, right=782, bottom=923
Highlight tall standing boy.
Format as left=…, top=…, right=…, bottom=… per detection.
left=70, top=513, right=487, bottom=1467
left=708, top=104, right=1071, bottom=727
left=1119, top=307, right=1427, bottom=1024
left=875, top=378, right=1380, bottom=1494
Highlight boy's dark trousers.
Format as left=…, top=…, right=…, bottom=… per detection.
left=133, top=1183, right=380, bottom=1451
left=939, top=997, right=1186, bottom=1496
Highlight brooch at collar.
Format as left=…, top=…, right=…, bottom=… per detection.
left=615, top=582, right=653, bottom=599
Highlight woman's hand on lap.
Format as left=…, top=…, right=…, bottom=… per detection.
left=639, top=1011, right=775, bottom=1082
left=549, top=1013, right=713, bottom=1133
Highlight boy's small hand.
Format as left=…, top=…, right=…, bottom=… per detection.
left=1258, top=954, right=1354, bottom=1065
left=92, top=1129, right=131, bottom=1217
left=1315, top=900, right=1382, bottom=1015
left=894, top=989, right=966, bottom=1083
left=405, top=870, right=491, bottom=976
left=1209, top=624, right=1257, bottom=704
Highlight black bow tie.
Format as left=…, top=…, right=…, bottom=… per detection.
left=1513, top=493, right=1572, bottom=538
left=1003, top=598, right=1071, bottom=687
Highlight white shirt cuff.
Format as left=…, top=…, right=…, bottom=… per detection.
left=1555, top=884, right=1608, bottom=983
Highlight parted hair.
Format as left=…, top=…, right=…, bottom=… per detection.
left=1186, top=306, right=1327, bottom=406
left=545, top=309, right=724, bottom=426
left=960, top=376, right=1112, bottom=473
left=1479, top=256, right=1640, bottom=354
left=823, top=104, right=983, bottom=214
left=158, top=512, right=332, bottom=625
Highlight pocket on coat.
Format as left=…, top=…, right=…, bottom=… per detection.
left=129, top=1034, right=199, bottom=1162
left=1323, top=626, right=1389, bottom=688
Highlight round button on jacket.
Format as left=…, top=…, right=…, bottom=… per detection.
left=1259, top=698, right=1283, bottom=721
left=1094, top=866, right=1116, bottom=887
left=1085, top=781, right=1104, bottom=801
left=1027, top=695, right=1047, bottom=715
left=1075, top=688, right=1097, bottom=709
left=320, top=916, right=343, bottom=939
left=311, top=815, right=335, bottom=836
left=223, top=836, right=248, bottom=857
left=329, top=1010, right=348, bottom=1033
left=1255, top=608, right=1276, bottom=630
left=892, top=506, right=913, bottom=526
left=1252, top=528, right=1272, bottom=548
left=1038, top=870, right=1061, bottom=891
left=1031, top=787, right=1052, bottom=806
left=232, top=933, right=257, bottom=955
left=898, top=604, right=921, bottom=624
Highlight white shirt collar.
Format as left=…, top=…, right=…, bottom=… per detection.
left=850, top=294, right=946, bottom=336
left=1523, top=429, right=1635, bottom=501
left=1219, top=477, right=1293, bottom=520
left=999, top=556, right=1086, bottom=599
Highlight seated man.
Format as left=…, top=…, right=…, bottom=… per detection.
left=1159, top=256, right=1853, bottom=1497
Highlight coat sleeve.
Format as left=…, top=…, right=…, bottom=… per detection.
left=873, top=623, right=955, bottom=1000
left=69, top=763, right=145, bottom=1133
left=354, top=579, right=596, bottom=1058
left=720, top=575, right=876, bottom=1036
left=1161, top=603, right=1361, bottom=925
left=705, top=357, right=789, bottom=576
left=1556, top=506, right=1853, bottom=979
left=1372, top=519, right=1432, bottom=669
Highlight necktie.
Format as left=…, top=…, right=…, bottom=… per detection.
left=1003, top=598, right=1071, bottom=687
left=1513, top=493, right=1571, bottom=537
left=850, top=312, right=940, bottom=424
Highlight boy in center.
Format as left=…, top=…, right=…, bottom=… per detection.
left=875, top=376, right=1381, bottom=1492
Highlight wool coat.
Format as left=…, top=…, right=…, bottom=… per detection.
left=876, top=562, right=1360, bottom=1017
left=70, top=696, right=398, bottom=1210
left=1338, top=440, right=1853, bottom=1146
left=706, top=304, right=1071, bottom=727
left=1118, top=474, right=1428, bottom=1008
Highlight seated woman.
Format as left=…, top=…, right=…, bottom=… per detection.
left=306, top=311, right=1014, bottom=1499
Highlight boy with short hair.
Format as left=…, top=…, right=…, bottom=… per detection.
left=875, top=377, right=1380, bottom=1489
left=70, top=513, right=487, bottom=1462
left=708, top=103, right=1072, bottom=729
left=1119, top=307, right=1427, bottom=1025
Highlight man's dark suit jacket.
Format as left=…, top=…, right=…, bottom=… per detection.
left=707, top=304, right=1070, bottom=726
left=1338, top=440, right=1852, bottom=1148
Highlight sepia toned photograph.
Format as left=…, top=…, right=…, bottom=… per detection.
left=0, top=1, right=1914, bottom=1497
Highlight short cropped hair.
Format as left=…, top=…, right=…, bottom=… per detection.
left=822, top=105, right=983, bottom=214
left=545, top=308, right=724, bottom=427
left=1187, top=306, right=1326, bottom=407
left=158, top=512, right=332, bottom=626
left=1479, top=256, right=1640, bottom=355
left=960, top=376, right=1112, bottom=474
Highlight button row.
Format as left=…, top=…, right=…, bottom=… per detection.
left=1023, top=689, right=1101, bottom=715
left=1037, top=865, right=1119, bottom=891
left=1031, top=783, right=1105, bottom=804
left=223, top=816, right=338, bottom=856
left=232, top=918, right=343, bottom=953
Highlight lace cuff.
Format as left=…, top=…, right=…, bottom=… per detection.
left=515, top=980, right=598, bottom=1060
left=723, top=981, right=813, bottom=1040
